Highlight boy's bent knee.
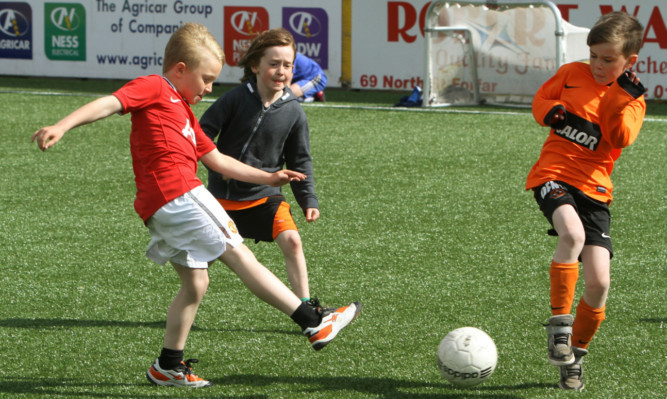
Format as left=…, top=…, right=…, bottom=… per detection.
left=585, top=279, right=609, bottom=298
left=277, top=231, right=303, bottom=252
left=174, top=267, right=210, bottom=300
left=558, top=229, right=586, bottom=249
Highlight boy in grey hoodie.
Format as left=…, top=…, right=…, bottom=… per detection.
left=200, top=28, right=324, bottom=308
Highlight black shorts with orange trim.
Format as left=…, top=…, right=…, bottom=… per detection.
left=222, top=195, right=298, bottom=243
left=533, top=180, right=613, bottom=257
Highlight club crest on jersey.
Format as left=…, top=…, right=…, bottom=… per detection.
left=228, top=220, right=238, bottom=234
left=540, top=181, right=565, bottom=200
left=553, top=112, right=601, bottom=151
left=181, top=119, right=196, bottom=145
left=550, top=188, right=566, bottom=199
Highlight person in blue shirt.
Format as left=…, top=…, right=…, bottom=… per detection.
left=290, top=52, right=327, bottom=102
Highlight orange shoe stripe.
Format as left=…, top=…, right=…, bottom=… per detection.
left=333, top=305, right=351, bottom=317
left=309, top=324, right=333, bottom=343
left=149, top=367, right=170, bottom=382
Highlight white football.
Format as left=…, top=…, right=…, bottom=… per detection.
left=437, top=327, right=498, bottom=387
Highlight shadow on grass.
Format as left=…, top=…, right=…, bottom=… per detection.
left=0, top=317, right=302, bottom=336
left=0, top=369, right=552, bottom=398
left=0, top=375, right=551, bottom=399
left=0, top=377, right=265, bottom=398
left=0, top=317, right=166, bottom=329
left=0, top=375, right=555, bottom=399
left=214, top=374, right=550, bottom=398
left=0, top=319, right=553, bottom=397
left=638, top=317, right=666, bottom=323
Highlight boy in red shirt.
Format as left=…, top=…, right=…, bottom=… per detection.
left=32, top=23, right=361, bottom=388
left=526, top=12, right=645, bottom=391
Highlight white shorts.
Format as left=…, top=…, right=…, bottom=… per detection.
left=145, top=185, right=243, bottom=269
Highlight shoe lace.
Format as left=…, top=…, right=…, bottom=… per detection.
left=553, top=333, right=569, bottom=346
left=563, top=363, right=582, bottom=378
left=305, top=298, right=321, bottom=308
left=305, top=298, right=325, bottom=314
left=175, top=358, right=200, bottom=375
left=306, top=298, right=337, bottom=318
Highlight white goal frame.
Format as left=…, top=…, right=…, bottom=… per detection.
left=423, top=0, right=589, bottom=107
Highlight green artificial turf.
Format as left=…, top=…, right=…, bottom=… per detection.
left=0, top=76, right=664, bottom=398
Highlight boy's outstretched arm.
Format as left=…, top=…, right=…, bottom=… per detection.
left=200, top=148, right=306, bottom=187
left=32, top=95, right=123, bottom=151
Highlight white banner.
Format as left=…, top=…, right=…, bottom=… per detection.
left=2, top=1, right=665, bottom=99
left=1, top=0, right=341, bottom=85
left=351, top=0, right=667, bottom=100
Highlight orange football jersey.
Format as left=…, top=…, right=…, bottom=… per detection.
left=526, top=62, right=646, bottom=203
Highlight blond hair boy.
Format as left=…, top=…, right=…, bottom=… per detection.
left=33, top=22, right=361, bottom=388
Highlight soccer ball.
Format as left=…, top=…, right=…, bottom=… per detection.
left=437, top=327, right=497, bottom=387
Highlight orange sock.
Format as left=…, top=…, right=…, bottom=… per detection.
left=572, top=298, right=605, bottom=349
left=549, top=260, right=579, bottom=315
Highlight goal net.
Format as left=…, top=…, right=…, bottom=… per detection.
left=423, top=1, right=590, bottom=107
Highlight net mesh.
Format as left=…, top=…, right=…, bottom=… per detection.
left=424, top=1, right=589, bottom=107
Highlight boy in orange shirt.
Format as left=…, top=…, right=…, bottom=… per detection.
left=526, top=12, right=645, bottom=391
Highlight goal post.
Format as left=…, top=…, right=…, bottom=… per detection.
left=423, top=0, right=590, bottom=107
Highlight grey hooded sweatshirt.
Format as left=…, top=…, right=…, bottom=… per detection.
left=199, top=78, right=318, bottom=214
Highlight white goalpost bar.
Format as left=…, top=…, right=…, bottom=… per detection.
left=423, top=0, right=589, bottom=107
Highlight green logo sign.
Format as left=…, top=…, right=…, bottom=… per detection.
left=45, top=3, right=85, bottom=61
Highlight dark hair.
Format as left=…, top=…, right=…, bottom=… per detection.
left=238, top=28, right=296, bottom=82
left=587, top=11, right=644, bottom=57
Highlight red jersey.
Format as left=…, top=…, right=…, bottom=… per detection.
left=526, top=62, right=646, bottom=203
left=113, top=75, right=216, bottom=221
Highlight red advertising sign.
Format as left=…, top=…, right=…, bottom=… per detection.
left=224, top=6, right=269, bottom=66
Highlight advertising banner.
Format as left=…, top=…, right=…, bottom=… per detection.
left=0, top=2, right=32, bottom=59
left=0, top=0, right=341, bottom=85
left=1, top=0, right=665, bottom=100
left=351, top=0, right=666, bottom=100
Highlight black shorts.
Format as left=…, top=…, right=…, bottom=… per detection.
left=225, top=195, right=294, bottom=243
left=533, top=180, right=613, bottom=257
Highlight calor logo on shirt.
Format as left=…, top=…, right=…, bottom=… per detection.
left=552, top=112, right=601, bottom=151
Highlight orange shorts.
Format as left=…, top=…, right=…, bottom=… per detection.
left=217, top=195, right=298, bottom=242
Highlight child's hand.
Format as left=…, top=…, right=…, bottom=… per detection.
left=624, top=69, right=640, bottom=85
left=305, top=208, right=320, bottom=222
left=32, top=126, right=65, bottom=151
left=268, top=169, right=306, bottom=187
left=549, top=108, right=565, bottom=125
